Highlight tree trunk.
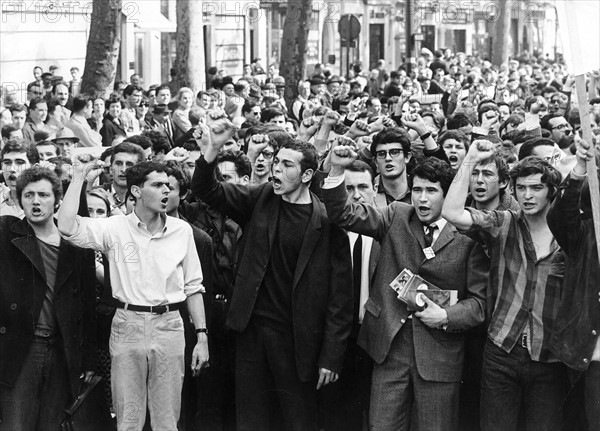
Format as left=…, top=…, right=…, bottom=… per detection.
left=491, top=1, right=512, bottom=66
left=80, top=0, right=122, bottom=98
left=279, top=0, right=313, bottom=109
left=175, top=0, right=206, bottom=93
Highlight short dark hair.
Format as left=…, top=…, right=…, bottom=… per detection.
left=518, top=137, right=555, bottom=160
left=28, top=96, right=47, bottom=111
left=411, top=157, right=455, bottom=196
left=510, top=156, right=562, bottom=201
left=123, top=134, right=152, bottom=150
left=125, top=161, right=169, bottom=197
left=345, top=160, right=374, bottom=181
left=242, top=100, right=258, bottom=114
left=438, top=130, right=470, bottom=151
left=52, top=81, right=69, bottom=95
left=16, top=166, right=62, bottom=208
left=1, top=125, right=19, bottom=140
left=540, top=113, right=564, bottom=132
left=46, top=98, right=61, bottom=116
left=182, top=140, right=201, bottom=152
left=155, top=84, right=171, bottom=95
left=165, top=160, right=191, bottom=196
left=371, top=128, right=411, bottom=157
left=9, top=104, right=27, bottom=115
left=1, top=139, right=39, bottom=164
left=260, top=107, right=286, bottom=123
left=421, top=110, right=446, bottom=131
left=217, top=150, right=252, bottom=178
left=143, top=130, right=171, bottom=156
left=499, top=114, right=524, bottom=137
left=72, top=95, right=91, bottom=113
left=446, top=112, right=473, bottom=130
left=100, top=146, right=114, bottom=162
left=123, top=85, right=144, bottom=97
left=189, top=107, right=204, bottom=126
left=279, top=139, right=318, bottom=173
left=474, top=152, right=511, bottom=195
left=105, top=97, right=123, bottom=110
left=477, top=99, right=499, bottom=124
left=112, top=142, right=145, bottom=164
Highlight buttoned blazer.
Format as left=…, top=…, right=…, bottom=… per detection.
left=0, top=216, right=97, bottom=395
left=322, top=182, right=488, bottom=383
left=191, top=157, right=353, bottom=382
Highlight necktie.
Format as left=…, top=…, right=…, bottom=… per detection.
left=352, top=235, right=363, bottom=325
left=424, top=224, right=437, bottom=247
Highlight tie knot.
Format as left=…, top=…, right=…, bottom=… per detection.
left=426, top=224, right=437, bottom=234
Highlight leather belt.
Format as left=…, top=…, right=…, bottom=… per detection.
left=115, top=301, right=185, bottom=314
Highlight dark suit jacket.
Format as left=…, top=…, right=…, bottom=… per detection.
left=100, top=115, right=127, bottom=146
left=148, top=117, right=176, bottom=148
left=191, top=157, right=353, bottom=382
left=322, top=182, right=487, bottom=383
left=0, top=217, right=97, bottom=396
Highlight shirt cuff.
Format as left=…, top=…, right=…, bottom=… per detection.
left=570, top=169, right=587, bottom=180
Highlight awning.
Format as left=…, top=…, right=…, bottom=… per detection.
left=132, top=9, right=176, bottom=33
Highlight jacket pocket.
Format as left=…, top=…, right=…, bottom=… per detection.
left=364, top=298, right=381, bottom=318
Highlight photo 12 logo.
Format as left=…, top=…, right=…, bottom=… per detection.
left=1, top=1, right=140, bottom=24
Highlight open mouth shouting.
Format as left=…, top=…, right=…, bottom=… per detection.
left=417, top=205, right=431, bottom=217
left=271, top=176, right=282, bottom=189
left=522, top=202, right=536, bottom=210
left=473, top=187, right=487, bottom=197
left=254, top=163, right=266, bottom=175
left=448, top=154, right=459, bottom=167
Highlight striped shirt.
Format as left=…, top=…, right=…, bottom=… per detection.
left=465, top=208, right=564, bottom=362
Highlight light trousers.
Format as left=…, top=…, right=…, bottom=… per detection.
left=110, top=308, right=185, bottom=431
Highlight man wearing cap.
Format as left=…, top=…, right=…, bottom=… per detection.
left=150, top=104, right=175, bottom=147
left=53, top=127, right=80, bottom=159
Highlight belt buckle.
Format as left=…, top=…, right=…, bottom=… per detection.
left=151, top=305, right=167, bottom=314
left=521, top=333, right=528, bottom=349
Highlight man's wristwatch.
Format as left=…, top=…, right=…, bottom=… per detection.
left=195, top=328, right=208, bottom=335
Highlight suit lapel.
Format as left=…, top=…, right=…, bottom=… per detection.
left=292, top=197, right=322, bottom=290
left=267, top=195, right=281, bottom=250
left=11, top=221, right=46, bottom=282
left=409, top=211, right=428, bottom=249
left=368, top=240, right=380, bottom=284
left=432, top=222, right=456, bottom=253
left=53, top=240, right=75, bottom=295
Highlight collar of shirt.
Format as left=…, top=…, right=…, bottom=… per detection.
left=516, top=210, right=559, bottom=262
left=376, top=175, right=410, bottom=203
left=422, top=218, right=448, bottom=245
left=127, top=211, right=168, bottom=237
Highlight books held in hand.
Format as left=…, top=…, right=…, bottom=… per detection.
left=389, top=268, right=458, bottom=312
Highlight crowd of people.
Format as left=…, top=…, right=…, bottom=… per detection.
left=1, top=47, right=600, bottom=431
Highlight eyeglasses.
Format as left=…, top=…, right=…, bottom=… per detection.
left=139, top=103, right=149, bottom=107
left=551, top=123, right=571, bottom=130
left=375, top=149, right=404, bottom=159
left=260, top=150, right=274, bottom=159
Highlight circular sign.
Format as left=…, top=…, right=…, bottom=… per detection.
left=338, top=15, right=361, bottom=40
